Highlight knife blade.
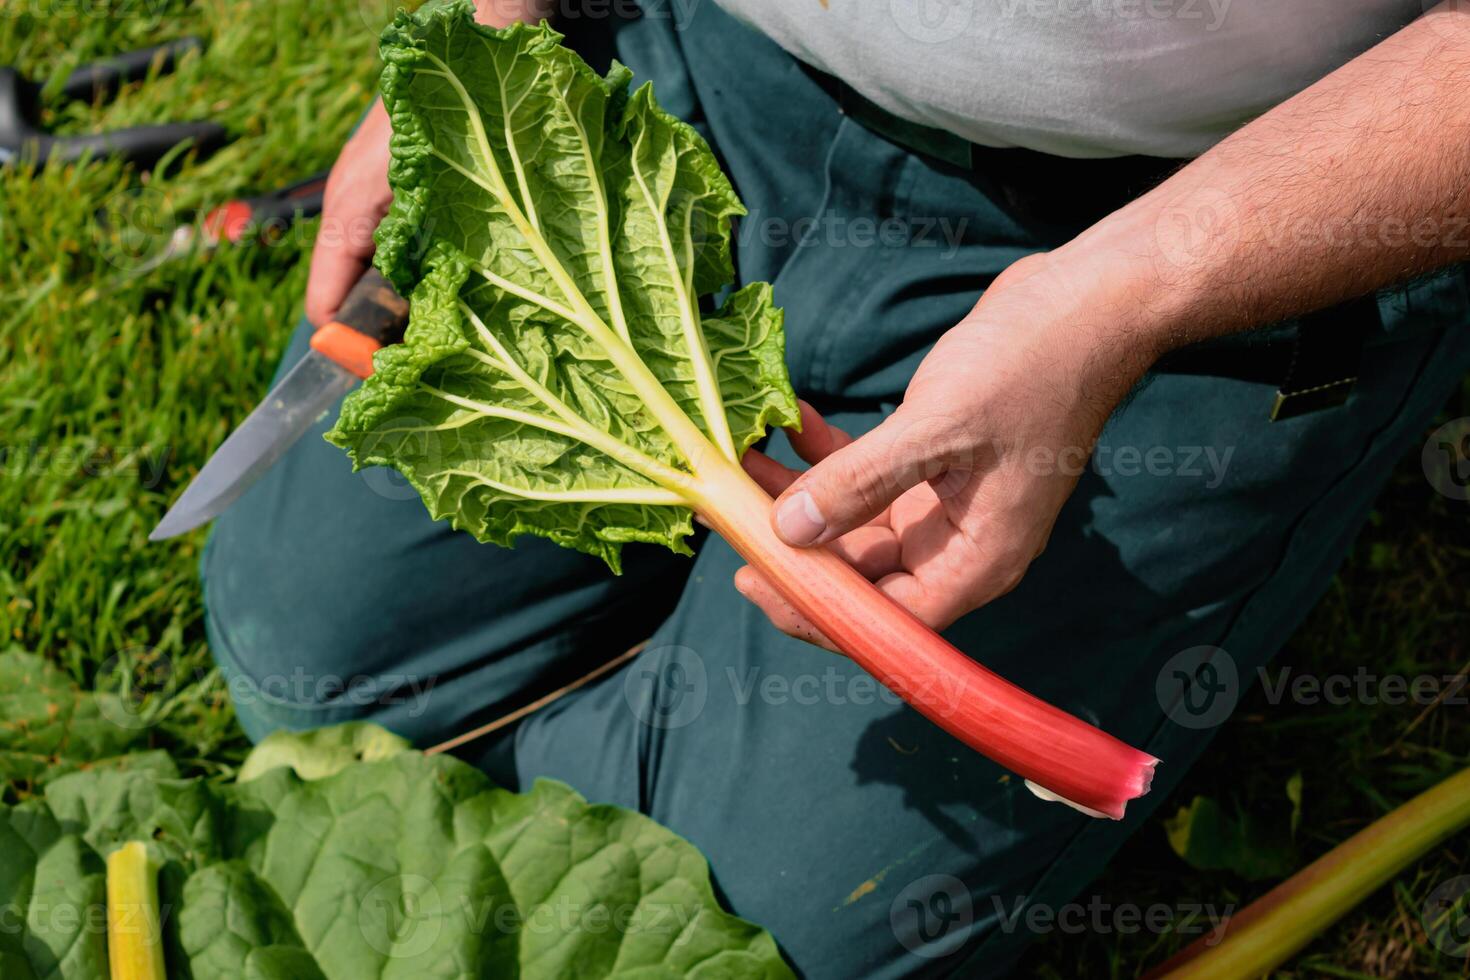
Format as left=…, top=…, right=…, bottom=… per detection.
left=149, top=267, right=409, bottom=540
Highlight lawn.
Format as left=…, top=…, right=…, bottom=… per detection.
left=2, top=1, right=1466, bottom=976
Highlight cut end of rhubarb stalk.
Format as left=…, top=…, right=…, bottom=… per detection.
left=1025, top=780, right=1113, bottom=819
left=1025, top=756, right=1160, bottom=821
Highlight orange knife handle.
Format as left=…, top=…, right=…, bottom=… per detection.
left=311, top=324, right=381, bottom=379
left=309, top=267, right=409, bottom=379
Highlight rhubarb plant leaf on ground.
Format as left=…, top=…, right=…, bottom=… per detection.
left=0, top=647, right=170, bottom=799
left=328, top=0, right=799, bottom=572
left=0, top=723, right=794, bottom=979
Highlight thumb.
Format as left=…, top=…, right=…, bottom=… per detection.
left=771, top=411, right=956, bottom=546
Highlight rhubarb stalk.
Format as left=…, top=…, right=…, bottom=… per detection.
left=1146, top=766, right=1470, bottom=978
left=105, top=841, right=167, bottom=980
left=690, top=454, right=1159, bottom=820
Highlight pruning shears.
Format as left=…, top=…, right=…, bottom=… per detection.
left=0, top=37, right=227, bottom=168
left=119, top=169, right=331, bottom=279
left=148, top=267, right=409, bottom=540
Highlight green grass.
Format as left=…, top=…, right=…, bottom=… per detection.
left=1, top=0, right=387, bottom=777
left=2, top=2, right=1467, bottom=977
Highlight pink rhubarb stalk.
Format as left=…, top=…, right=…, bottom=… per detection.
left=690, top=455, right=1160, bottom=820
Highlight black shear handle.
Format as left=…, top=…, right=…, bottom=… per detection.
left=11, top=122, right=228, bottom=169
left=58, top=37, right=205, bottom=103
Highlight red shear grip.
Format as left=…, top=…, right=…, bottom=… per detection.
left=202, top=200, right=254, bottom=244
left=311, top=322, right=382, bottom=379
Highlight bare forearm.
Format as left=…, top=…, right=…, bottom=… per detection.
left=1062, top=3, right=1470, bottom=360
left=473, top=0, right=555, bottom=28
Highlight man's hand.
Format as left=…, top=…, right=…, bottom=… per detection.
left=739, top=3, right=1470, bottom=643
left=305, top=99, right=393, bottom=327
left=305, top=0, right=553, bottom=326
left=735, top=256, right=1158, bottom=645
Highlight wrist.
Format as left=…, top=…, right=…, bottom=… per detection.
left=1060, top=151, right=1288, bottom=360
left=953, top=251, right=1157, bottom=427
left=1006, top=233, right=1179, bottom=402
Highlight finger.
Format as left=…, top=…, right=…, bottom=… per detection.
left=741, top=448, right=801, bottom=497
left=740, top=403, right=852, bottom=491
left=870, top=573, right=947, bottom=630
left=746, top=424, right=894, bottom=534
left=878, top=481, right=1049, bottom=629
left=786, top=400, right=854, bottom=466
left=305, top=242, right=371, bottom=327
left=733, top=567, right=839, bottom=653
left=305, top=104, right=392, bottom=327
left=826, top=525, right=903, bottom=580
left=876, top=554, right=1030, bottom=632
left=771, top=409, right=956, bottom=548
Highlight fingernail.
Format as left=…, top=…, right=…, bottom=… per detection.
left=775, top=490, right=826, bottom=546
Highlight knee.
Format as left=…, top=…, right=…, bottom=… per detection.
left=202, top=521, right=408, bottom=742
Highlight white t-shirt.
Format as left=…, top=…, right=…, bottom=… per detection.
left=715, top=0, right=1425, bottom=158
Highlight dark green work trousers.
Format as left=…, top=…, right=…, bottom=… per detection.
left=202, top=3, right=1470, bottom=974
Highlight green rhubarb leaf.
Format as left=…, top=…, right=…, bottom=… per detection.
left=236, top=720, right=411, bottom=783
left=179, top=862, right=328, bottom=980
left=326, top=0, right=798, bottom=573
left=0, top=803, right=110, bottom=978
left=0, top=648, right=161, bottom=798
left=0, top=724, right=793, bottom=979
left=1165, top=794, right=1298, bottom=882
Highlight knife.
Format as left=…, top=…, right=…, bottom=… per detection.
left=149, top=267, right=409, bottom=541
